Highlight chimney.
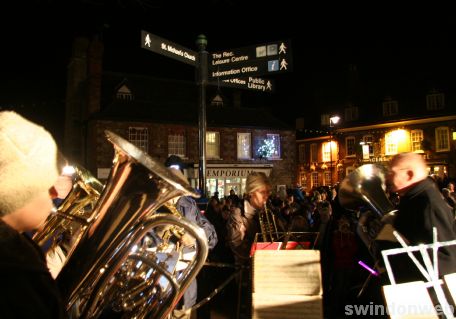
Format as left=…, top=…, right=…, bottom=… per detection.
left=64, top=37, right=90, bottom=164
left=87, top=36, right=104, bottom=116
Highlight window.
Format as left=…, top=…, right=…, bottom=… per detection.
left=321, top=114, right=330, bottom=126
left=266, top=134, right=281, bottom=159
left=128, top=127, right=148, bottom=152
left=435, top=127, right=450, bottom=152
left=206, top=131, right=220, bottom=159
left=310, top=143, right=318, bottom=162
left=410, top=129, right=424, bottom=153
left=324, top=171, right=331, bottom=186
left=426, top=91, right=445, bottom=110
left=116, top=85, right=133, bottom=100
left=298, top=144, right=306, bottom=163
left=168, top=134, right=186, bottom=157
left=385, top=131, right=398, bottom=155
left=345, top=136, right=356, bottom=157
left=311, top=172, right=319, bottom=188
left=344, top=105, right=359, bottom=121
left=237, top=133, right=251, bottom=159
left=362, top=135, right=374, bottom=156
left=322, top=142, right=331, bottom=162
left=382, top=98, right=398, bottom=116
left=211, top=93, right=224, bottom=107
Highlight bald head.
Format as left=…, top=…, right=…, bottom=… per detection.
left=389, top=152, right=428, bottom=194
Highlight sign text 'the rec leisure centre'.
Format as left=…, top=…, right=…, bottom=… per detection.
left=209, top=40, right=292, bottom=80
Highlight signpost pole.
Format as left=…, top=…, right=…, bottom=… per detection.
left=196, top=35, right=208, bottom=196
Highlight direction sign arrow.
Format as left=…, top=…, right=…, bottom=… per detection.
left=209, top=40, right=292, bottom=80
left=141, top=30, right=197, bottom=66
left=209, top=77, right=275, bottom=92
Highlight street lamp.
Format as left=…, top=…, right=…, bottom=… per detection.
left=329, top=115, right=340, bottom=186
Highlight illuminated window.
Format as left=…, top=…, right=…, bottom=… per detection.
left=382, top=98, right=398, bottom=116
left=362, top=135, right=374, bottom=156
left=168, top=134, right=186, bottom=157
left=311, top=172, right=319, bottom=188
left=310, top=143, right=318, bottom=162
left=298, top=144, right=306, bottom=163
left=322, top=142, right=331, bottom=162
left=237, top=133, right=251, bottom=159
left=426, top=91, right=445, bottom=110
left=435, top=127, right=450, bottom=152
left=206, top=132, right=220, bottom=159
left=128, top=127, right=148, bottom=152
left=346, top=136, right=356, bottom=157
left=410, top=129, right=424, bottom=153
left=266, top=134, right=281, bottom=159
left=116, top=85, right=133, bottom=100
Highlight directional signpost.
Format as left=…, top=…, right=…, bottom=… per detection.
left=209, top=40, right=292, bottom=80
left=141, top=31, right=197, bottom=66
left=210, top=76, right=275, bottom=92
left=141, top=31, right=292, bottom=195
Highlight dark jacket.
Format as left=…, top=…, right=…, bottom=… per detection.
left=390, top=177, right=456, bottom=283
left=0, top=220, right=64, bottom=318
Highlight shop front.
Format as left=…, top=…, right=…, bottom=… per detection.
left=187, top=164, right=273, bottom=199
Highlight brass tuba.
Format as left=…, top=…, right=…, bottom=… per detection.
left=338, top=164, right=397, bottom=217
left=33, top=165, right=104, bottom=258
left=53, top=130, right=208, bottom=319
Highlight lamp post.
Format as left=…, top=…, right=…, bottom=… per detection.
left=329, top=115, right=340, bottom=186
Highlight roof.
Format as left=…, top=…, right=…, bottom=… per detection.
left=93, top=72, right=292, bottom=130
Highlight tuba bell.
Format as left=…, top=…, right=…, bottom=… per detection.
left=51, top=130, right=208, bottom=319
left=338, top=164, right=397, bottom=217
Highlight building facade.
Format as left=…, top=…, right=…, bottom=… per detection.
left=297, top=115, right=456, bottom=191
left=296, top=66, right=456, bottom=191
left=65, top=37, right=296, bottom=198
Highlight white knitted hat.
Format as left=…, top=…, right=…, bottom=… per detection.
left=0, top=111, right=58, bottom=216
left=245, top=172, right=271, bottom=194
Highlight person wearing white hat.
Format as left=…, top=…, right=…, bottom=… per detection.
left=0, top=111, right=64, bottom=318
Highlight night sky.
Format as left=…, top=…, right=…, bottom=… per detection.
left=1, top=1, right=455, bottom=140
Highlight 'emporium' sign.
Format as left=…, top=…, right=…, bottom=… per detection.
left=206, top=168, right=271, bottom=178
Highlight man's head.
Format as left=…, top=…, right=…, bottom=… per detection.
left=0, top=111, right=59, bottom=231
left=388, top=152, right=428, bottom=194
left=165, top=155, right=184, bottom=172
left=245, top=172, right=272, bottom=210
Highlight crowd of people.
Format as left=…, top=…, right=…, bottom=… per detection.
left=2, top=110, right=456, bottom=318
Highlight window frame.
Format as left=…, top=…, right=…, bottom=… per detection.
left=168, top=133, right=186, bottom=158
left=266, top=133, right=281, bottom=160
left=206, top=131, right=221, bottom=159
left=382, top=99, right=398, bottom=116
left=410, top=129, right=424, bottom=153
left=128, top=127, right=148, bottom=153
left=237, top=132, right=252, bottom=160
left=435, top=126, right=450, bottom=152
left=426, top=92, right=445, bottom=110
left=310, top=143, right=318, bottom=162
left=345, top=136, right=356, bottom=157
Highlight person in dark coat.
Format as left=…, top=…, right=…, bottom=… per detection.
left=0, top=111, right=64, bottom=318
left=387, top=152, right=456, bottom=283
